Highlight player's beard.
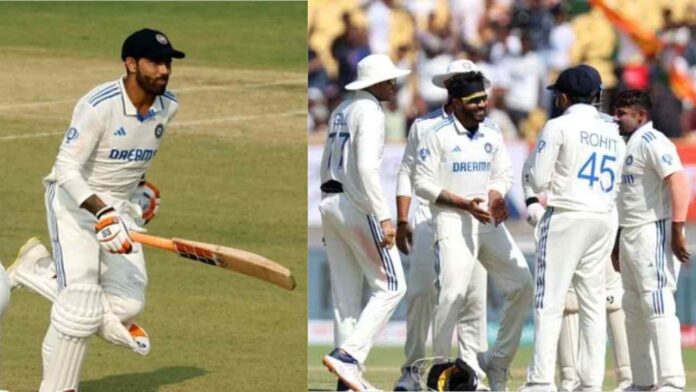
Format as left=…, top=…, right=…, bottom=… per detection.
left=136, top=70, right=168, bottom=95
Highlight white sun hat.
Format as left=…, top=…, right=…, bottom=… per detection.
left=345, top=54, right=411, bottom=91
left=431, top=59, right=491, bottom=89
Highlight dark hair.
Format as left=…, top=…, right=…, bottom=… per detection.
left=614, top=89, right=652, bottom=112
left=446, top=72, right=485, bottom=97
left=568, top=95, right=595, bottom=104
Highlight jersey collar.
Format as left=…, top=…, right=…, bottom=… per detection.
left=629, top=121, right=654, bottom=141
left=118, top=75, right=166, bottom=122
left=564, top=103, right=597, bottom=116
left=354, top=90, right=381, bottom=109
left=451, top=113, right=483, bottom=139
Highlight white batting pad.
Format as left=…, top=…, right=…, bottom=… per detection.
left=0, top=264, right=10, bottom=317
left=40, top=284, right=103, bottom=392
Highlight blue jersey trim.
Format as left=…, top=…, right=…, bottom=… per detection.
left=430, top=117, right=453, bottom=133
left=162, top=91, right=177, bottom=102
left=92, top=92, right=122, bottom=107
left=88, top=85, right=119, bottom=104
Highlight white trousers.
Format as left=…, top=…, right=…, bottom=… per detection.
left=557, top=258, right=632, bottom=388
left=402, top=204, right=487, bottom=369
left=431, top=216, right=533, bottom=370
left=319, top=193, right=406, bottom=364
left=620, top=219, right=684, bottom=388
left=526, top=209, right=613, bottom=389
left=46, top=182, right=147, bottom=322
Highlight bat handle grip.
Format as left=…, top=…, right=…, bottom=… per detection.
left=130, top=232, right=177, bottom=252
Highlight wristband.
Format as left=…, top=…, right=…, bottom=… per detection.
left=525, top=197, right=540, bottom=207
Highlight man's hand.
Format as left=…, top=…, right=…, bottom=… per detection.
left=130, top=181, right=160, bottom=225
left=95, top=207, right=135, bottom=254
left=526, top=203, right=545, bottom=227
left=671, top=221, right=691, bottom=263
left=461, top=198, right=492, bottom=224
left=380, top=219, right=396, bottom=249
left=489, top=191, right=508, bottom=226
left=396, top=222, right=413, bottom=254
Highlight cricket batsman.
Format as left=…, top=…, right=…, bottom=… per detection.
left=26, top=28, right=184, bottom=391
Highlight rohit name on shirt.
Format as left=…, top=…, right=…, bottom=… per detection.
left=579, top=130, right=619, bottom=153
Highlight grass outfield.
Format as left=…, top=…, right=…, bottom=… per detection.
left=309, top=345, right=696, bottom=390
left=0, top=2, right=306, bottom=391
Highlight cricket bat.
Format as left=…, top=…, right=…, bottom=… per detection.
left=130, top=232, right=296, bottom=291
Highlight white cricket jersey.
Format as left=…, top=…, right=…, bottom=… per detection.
left=414, top=113, right=512, bottom=223
left=396, top=107, right=448, bottom=206
left=526, top=104, right=625, bottom=213
left=319, top=90, right=391, bottom=221
left=45, top=76, right=179, bottom=206
left=618, top=121, right=683, bottom=227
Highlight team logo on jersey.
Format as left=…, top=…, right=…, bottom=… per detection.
left=662, top=154, right=673, bottom=165
left=65, top=127, right=79, bottom=144
left=451, top=145, right=462, bottom=153
left=537, top=140, right=546, bottom=153
left=484, top=143, right=493, bottom=153
left=625, top=155, right=633, bottom=165
left=332, top=113, right=347, bottom=127
left=114, top=127, right=127, bottom=136
left=156, top=34, right=169, bottom=45
left=419, top=147, right=430, bottom=161
left=154, top=124, right=165, bottom=138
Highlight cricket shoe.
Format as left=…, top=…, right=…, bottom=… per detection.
left=322, top=348, right=379, bottom=391
left=558, top=379, right=580, bottom=391
left=7, top=237, right=55, bottom=290
left=614, top=380, right=634, bottom=392
left=518, top=382, right=555, bottom=392
left=393, top=366, right=422, bottom=391
left=621, top=385, right=656, bottom=391
left=129, top=323, right=151, bottom=356
left=655, top=384, right=683, bottom=392
left=480, top=354, right=510, bottom=392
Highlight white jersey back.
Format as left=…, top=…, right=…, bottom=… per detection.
left=526, top=104, right=625, bottom=213
left=319, top=90, right=391, bottom=221
left=618, top=122, right=682, bottom=227
left=45, top=77, right=179, bottom=205
left=414, top=114, right=512, bottom=222
left=396, top=107, right=448, bottom=206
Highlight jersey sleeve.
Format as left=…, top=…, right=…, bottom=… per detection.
left=53, top=102, right=104, bottom=206
left=488, top=136, right=513, bottom=196
left=644, top=136, right=683, bottom=179
left=396, top=120, right=419, bottom=197
left=414, top=131, right=443, bottom=203
left=521, top=152, right=537, bottom=200
left=528, top=121, right=563, bottom=192
left=354, top=105, right=391, bottom=221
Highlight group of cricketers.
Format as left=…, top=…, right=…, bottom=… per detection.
left=0, top=28, right=183, bottom=391
left=319, top=54, right=690, bottom=392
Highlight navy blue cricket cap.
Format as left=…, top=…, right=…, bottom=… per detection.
left=547, top=64, right=602, bottom=97
left=121, top=28, right=186, bottom=61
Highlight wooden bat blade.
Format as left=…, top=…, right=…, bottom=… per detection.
left=171, top=238, right=296, bottom=291
left=130, top=232, right=296, bottom=291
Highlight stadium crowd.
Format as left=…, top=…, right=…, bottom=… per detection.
left=308, top=0, right=696, bottom=143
